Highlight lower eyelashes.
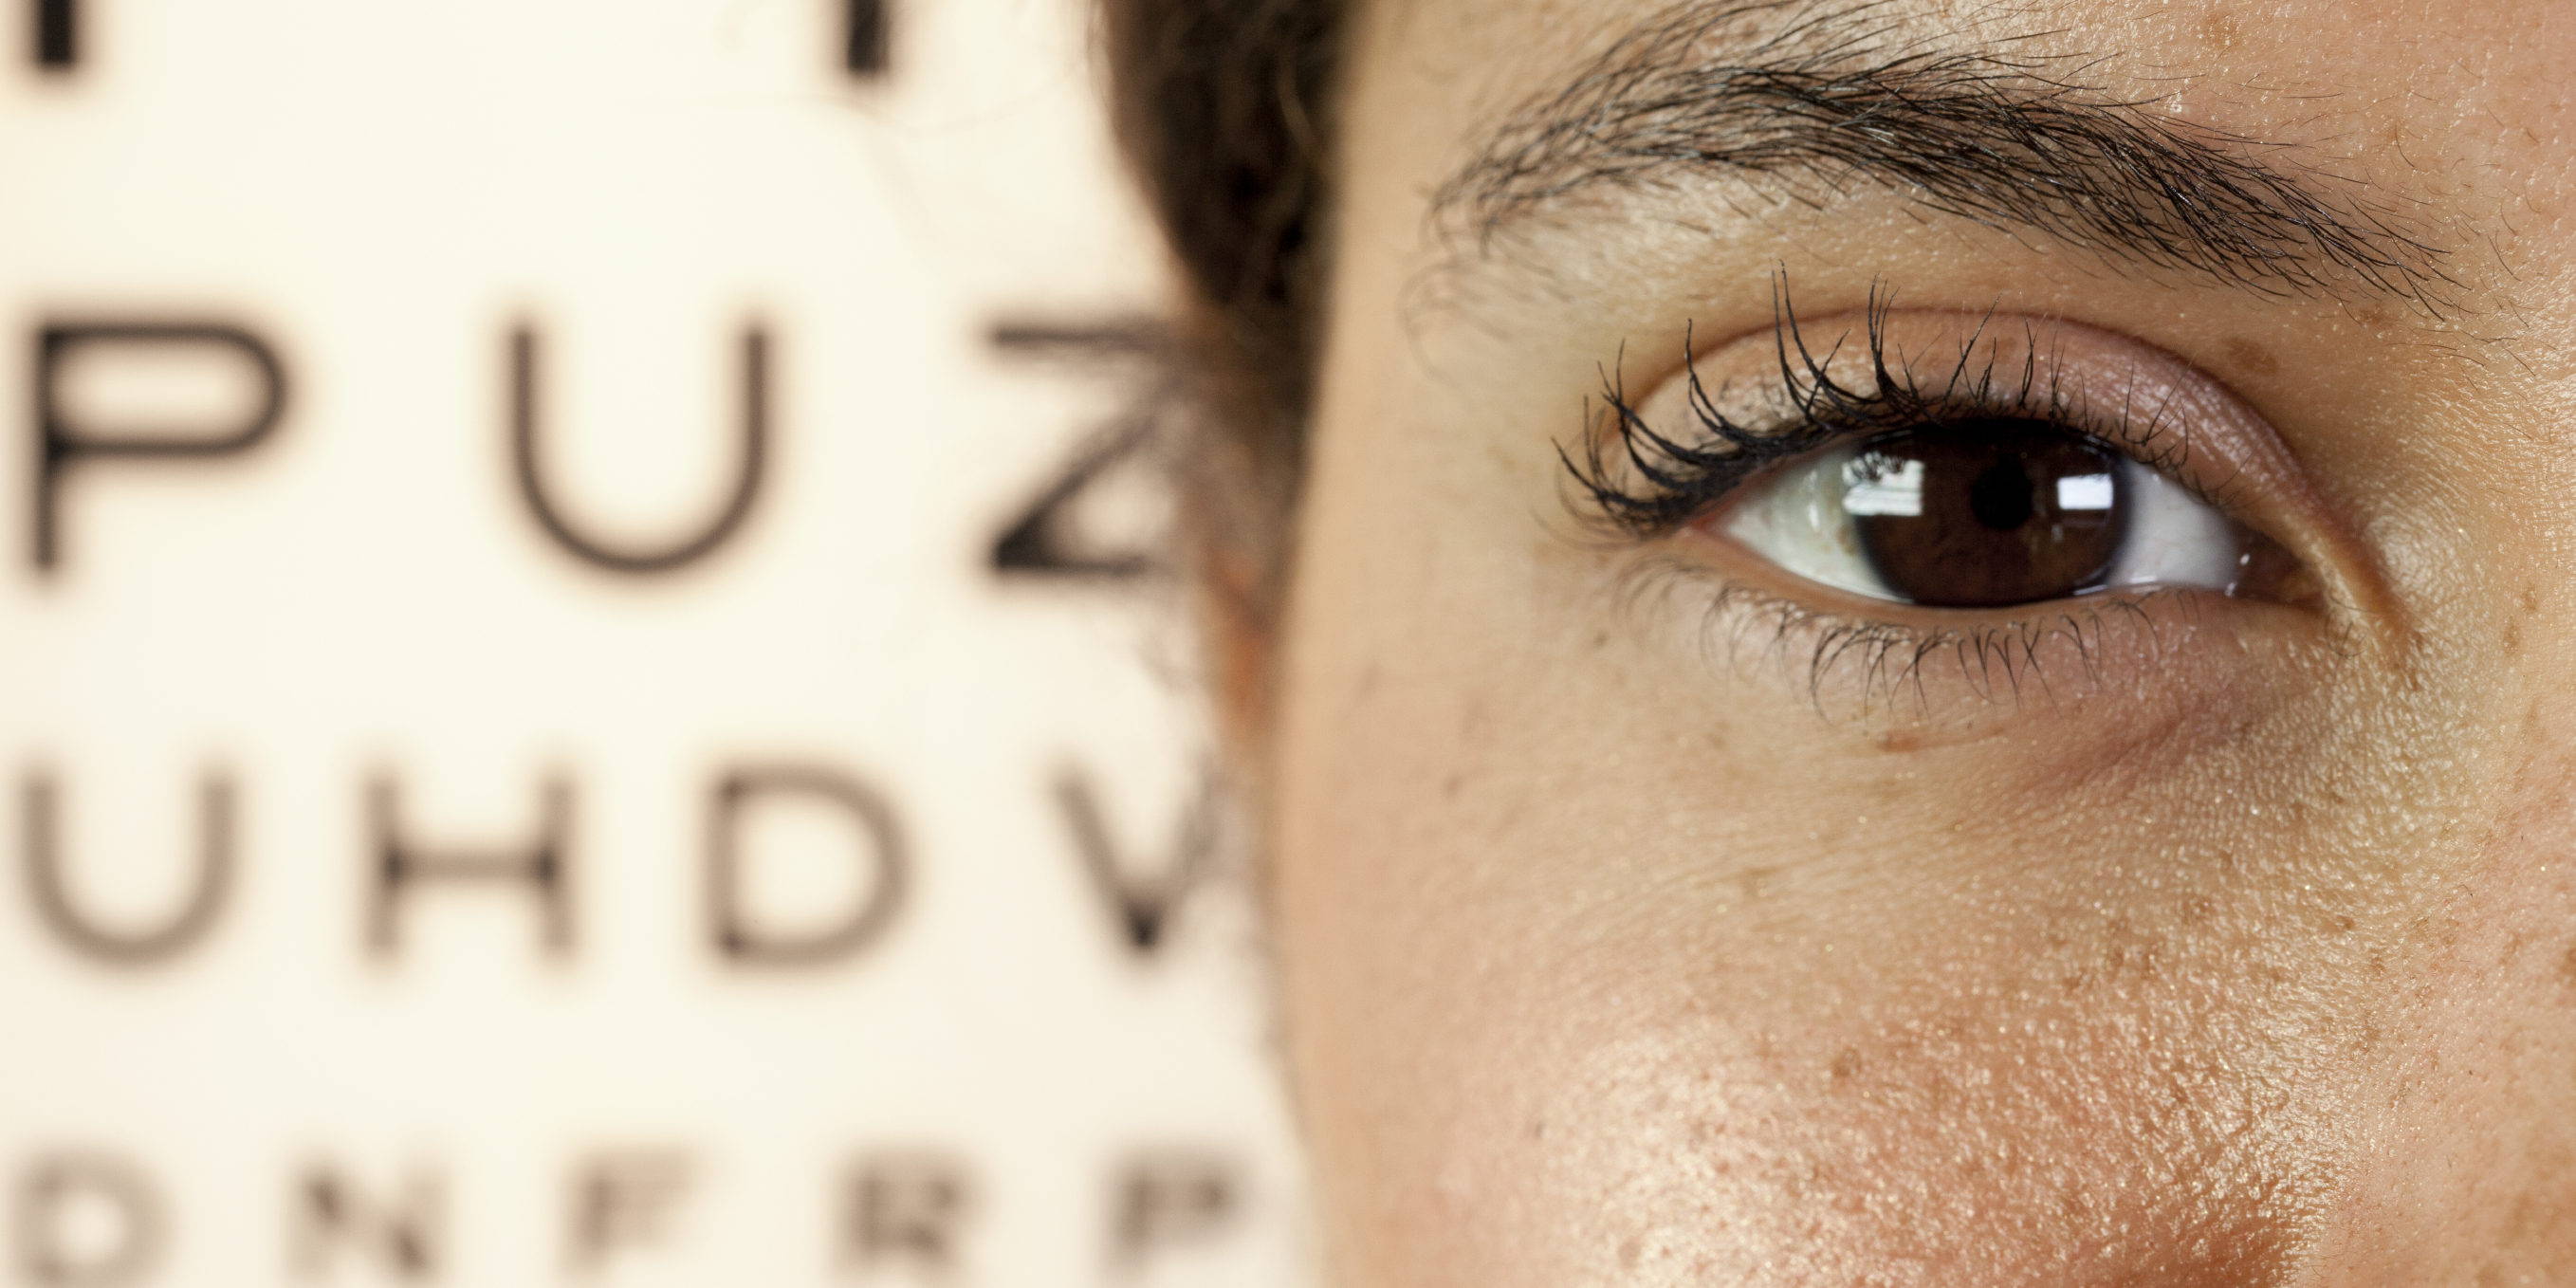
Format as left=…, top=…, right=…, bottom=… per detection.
left=1625, top=562, right=2245, bottom=728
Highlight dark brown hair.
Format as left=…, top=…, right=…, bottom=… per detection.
left=1099, top=0, right=1345, bottom=615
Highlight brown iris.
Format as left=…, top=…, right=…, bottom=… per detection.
left=1848, top=421, right=2128, bottom=608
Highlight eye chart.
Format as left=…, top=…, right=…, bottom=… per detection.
left=0, top=2, right=1306, bottom=1284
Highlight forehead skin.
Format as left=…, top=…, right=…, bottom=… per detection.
left=1268, top=0, right=2576, bottom=1285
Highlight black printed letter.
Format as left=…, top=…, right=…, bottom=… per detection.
left=1054, top=764, right=1218, bottom=956
left=564, top=1149, right=692, bottom=1275
left=707, top=764, right=906, bottom=967
left=21, top=767, right=235, bottom=967
left=506, top=321, right=769, bottom=575
left=1108, top=1150, right=1238, bottom=1274
left=366, top=773, right=574, bottom=960
left=33, top=0, right=75, bottom=68
left=290, top=1164, right=441, bottom=1280
left=15, top=1152, right=164, bottom=1288
left=840, top=1153, right=972, bottom=1279
left=844, top=0, right=889, bottom=76
left=33, top=322, right=289, bottom=573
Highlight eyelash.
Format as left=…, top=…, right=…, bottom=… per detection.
left=1565, top=281, right=2237, bottom=717
left=1562, top=279, right=2210, bottom=538
left=1627, top=556, right=2214, bottom=719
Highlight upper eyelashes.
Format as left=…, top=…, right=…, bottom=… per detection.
left=1563, top=282, right=2310, bottom=616
left=1565, top=281, right=2191, bottom=542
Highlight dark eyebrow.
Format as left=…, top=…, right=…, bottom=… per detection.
left=1434, top=0, right=2452, bottom=309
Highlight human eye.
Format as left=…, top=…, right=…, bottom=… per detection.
left=1722, top=418, right=2256, bottom=609
left=1566, top=285, right=2326, bottom=715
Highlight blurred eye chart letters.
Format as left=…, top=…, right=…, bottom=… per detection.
left=2, top=2, right=1304, bottom=1285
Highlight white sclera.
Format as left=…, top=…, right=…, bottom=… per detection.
left=1720, top=443, right=2248, bottom=605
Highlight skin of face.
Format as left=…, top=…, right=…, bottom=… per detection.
left=1259, top=0, right=2576, bottom=1282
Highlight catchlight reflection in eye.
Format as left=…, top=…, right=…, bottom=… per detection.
left=1720, top=421, right=2253, bottom=609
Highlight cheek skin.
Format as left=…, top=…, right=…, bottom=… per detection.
left=2307, top=701, right=2576, bottom=1284
left=1279, top=586, right=2343, bottom=1281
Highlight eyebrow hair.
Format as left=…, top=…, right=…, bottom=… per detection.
left=1433, top=0, right=2453, bottom=308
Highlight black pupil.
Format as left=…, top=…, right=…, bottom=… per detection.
left=1848, top=420, right=2126, bottom=608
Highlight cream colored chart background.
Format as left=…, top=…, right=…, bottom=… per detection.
left=0, top=0, right=1304, bottom=1284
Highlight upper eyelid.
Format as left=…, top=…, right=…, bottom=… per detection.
left=1565, top=286, right=2234, bottom=539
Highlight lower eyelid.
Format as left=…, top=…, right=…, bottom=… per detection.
left=1623, top=530, right=2310, bottom=738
